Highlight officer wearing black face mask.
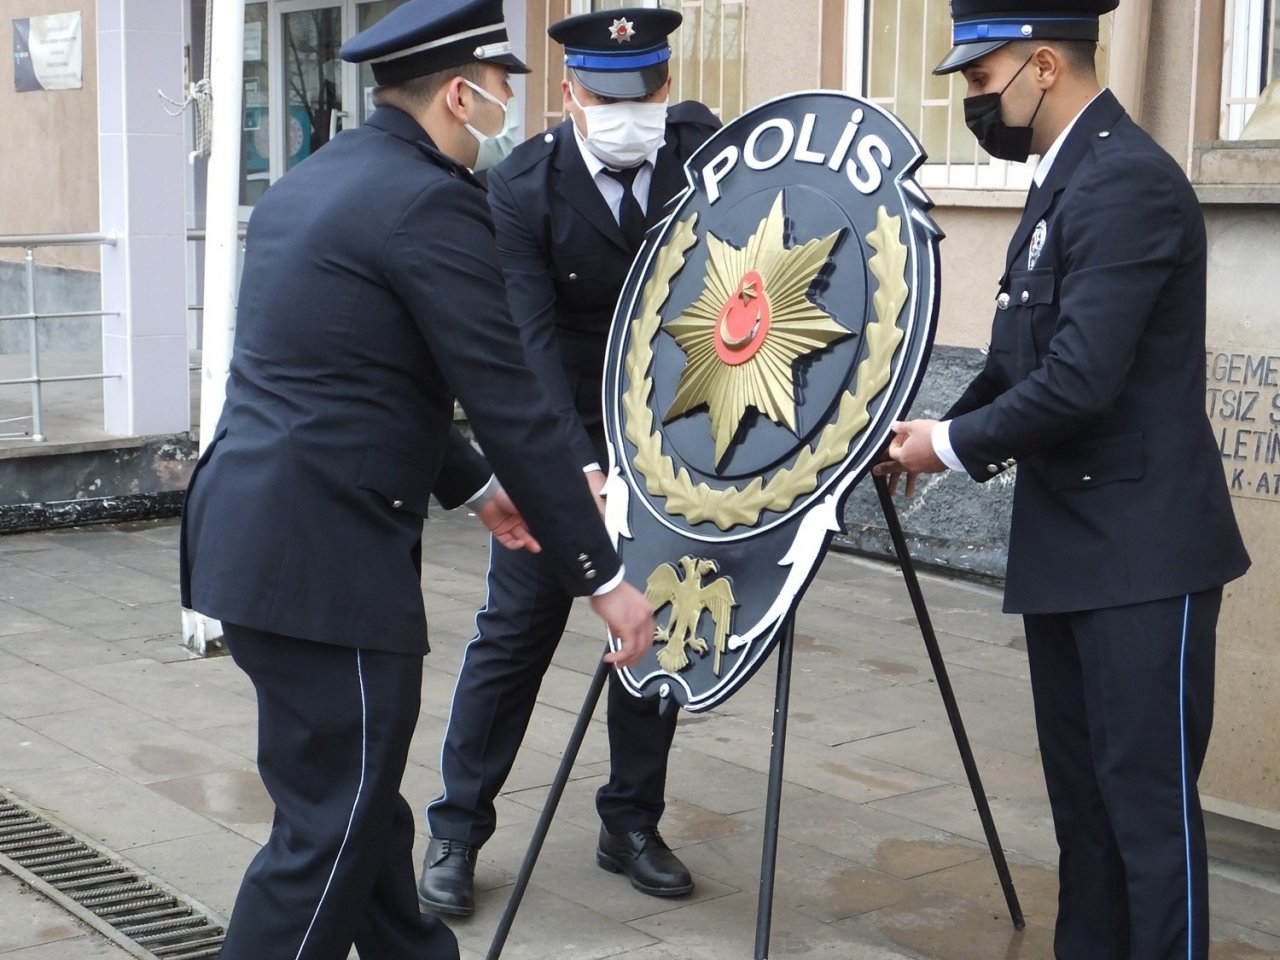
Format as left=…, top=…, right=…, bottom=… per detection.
left=876, top=3, right=1250, bottom=959
left=962, top=50, right=1047, bottom=162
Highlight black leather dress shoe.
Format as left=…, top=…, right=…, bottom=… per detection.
left=596, top=826, right=694, bottom=897
left=418, top=837, right=478, bottom=916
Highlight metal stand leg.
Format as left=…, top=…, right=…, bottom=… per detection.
left=754, top=617, right=796, bottom=960
left=486, top=657, right=610, bottom=960
left=873, top=474, right=1025, bottom=930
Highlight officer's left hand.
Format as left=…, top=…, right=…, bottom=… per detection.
left=477, top=486, right=542, bottom=553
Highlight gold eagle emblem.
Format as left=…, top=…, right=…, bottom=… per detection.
left=645, top=557, right=738, bottom=674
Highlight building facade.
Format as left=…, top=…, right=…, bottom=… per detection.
left=1, top=0, right=1277, bottom=827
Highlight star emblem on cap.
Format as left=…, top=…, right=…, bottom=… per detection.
left=609, top=17, right=636, bottom=43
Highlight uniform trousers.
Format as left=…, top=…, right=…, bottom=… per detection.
left=427, top=535, right=679, bottom=847
left=1024, top=588, right=1221, bottom=960
left=221, top=624, right=459, bottom=960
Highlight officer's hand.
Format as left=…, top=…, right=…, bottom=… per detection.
left=871, top=449, right=918, bottom=497
left=476, top=487, right=542, bottom=553
left=586, top=468, right=607, bottom=518
left=876, top=420, right=945, bottom=495
left=590, top=580, right=655, bottom=669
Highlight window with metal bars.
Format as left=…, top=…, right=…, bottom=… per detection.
left=583, top=0, right=748, bottom=122
left=848, top=0, right=1111, bottom=189
left=1221, top=0, right=1280, bottom=139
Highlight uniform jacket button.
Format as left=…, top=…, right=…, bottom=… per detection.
left=987, top=464, right=999, bottom=474
left=568, top=272, right=578, bottom=280
left=578, top=553, right=589, bottom=561
left=996, top=293, right=1010, bottom=310
left=392, top=499, right=404, bottom=509
left=1082, top=474, right=1093, bottom=482
left=544, top=132, right=554, bottom=143
left=585, top=569, right=598, bottom=580
left=1020, top=290, right=1031, bottom=304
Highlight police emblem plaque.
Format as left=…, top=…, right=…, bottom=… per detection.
left=601, top=92, right=941, bottom=711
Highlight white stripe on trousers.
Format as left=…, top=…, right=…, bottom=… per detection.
left=1178, top=594, right=1194, bottom=960
left=295, top=650, right=368, bottom=960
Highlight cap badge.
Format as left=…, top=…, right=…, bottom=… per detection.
left=609, top=17, right=636, bottom=43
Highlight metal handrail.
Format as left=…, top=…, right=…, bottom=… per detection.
left=0, top=234, right=120, bottom=442
left=185, top=228, right=246, bottom=316
left=185, top=228, right=247, bottom=241
left=0, top=232, right=117, bottom=248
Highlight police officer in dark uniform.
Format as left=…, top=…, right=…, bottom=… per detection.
left=179, top=1, right=656, bottom=956
left=879, top=3, right=1250, bottom=958
left=418, top=8, right=719, bottom=916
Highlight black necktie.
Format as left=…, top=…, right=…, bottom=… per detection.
left=603, top=165, right=646, bottom=251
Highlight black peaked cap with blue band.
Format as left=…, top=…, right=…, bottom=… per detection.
left=340, top=0, right=530, bottom=87
left=549, top=7, right=682, bottom=100
left=933, top=0, right=1119, bottom=75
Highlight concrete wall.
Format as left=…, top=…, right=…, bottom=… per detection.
left=0, top=262, right=102, bottom=353
left=743, top=0, right=822, bottom=105
left=1198, top=203, right=1280, bottom=825
left=0, top=1, right=101, bottom=272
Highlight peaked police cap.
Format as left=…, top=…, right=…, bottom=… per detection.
left=933, top=0, right=1119, bottom=75
left=340, top=0, right=530, bottom=86
left=550, top=7, right=682, bottom=100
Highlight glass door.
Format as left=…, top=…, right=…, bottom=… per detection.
left=355, top=1, right=404, bottom=123
left=276, top=0, right=345, bottom=174
left=237, top=0, right=408, bottom=216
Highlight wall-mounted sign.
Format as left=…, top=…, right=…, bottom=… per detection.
left=12, top=12, right=82, bottom=92
left=1207, top=347, right=1280, bottom=502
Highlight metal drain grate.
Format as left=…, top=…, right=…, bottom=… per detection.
left=0, top=789, right=226, bottom=959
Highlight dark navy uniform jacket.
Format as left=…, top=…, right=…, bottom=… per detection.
left=486, top=101, right=720, bottom=466
left=180, top=106, right=619, bottom=653
left=946, top=90, right=1249, bottom=614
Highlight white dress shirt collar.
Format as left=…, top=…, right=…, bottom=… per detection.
left=1033, top=89, right=1106, bottom=187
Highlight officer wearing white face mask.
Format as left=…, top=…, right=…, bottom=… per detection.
left=418, top=7, right=719, bottom=918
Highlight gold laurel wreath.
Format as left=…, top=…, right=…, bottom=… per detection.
left=623, top=206, right=909, bottom=530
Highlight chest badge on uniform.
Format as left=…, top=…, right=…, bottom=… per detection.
left=600, top=92, right=941, bottom=712
left=1028, top=219, right=1048, bottom=270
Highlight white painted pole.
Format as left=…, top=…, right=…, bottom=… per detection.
left=198, top=0, right=246, bottom=450
left=184, top=0, right=246, bottom=655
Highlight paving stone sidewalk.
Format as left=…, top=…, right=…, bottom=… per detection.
left=0, top=512, right=1277, bottom=959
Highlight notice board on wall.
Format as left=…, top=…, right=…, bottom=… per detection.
left=13, top=12, right=82, bottom=92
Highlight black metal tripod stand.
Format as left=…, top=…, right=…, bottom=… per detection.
left=486, top=474, right=1024, bottom=959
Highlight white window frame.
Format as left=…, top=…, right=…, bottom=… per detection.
left=1221, top=0, right=1278, bottom=139
left=844, top=0, right=1033, bottom=191
left=237, top=0, right=409, bottom=218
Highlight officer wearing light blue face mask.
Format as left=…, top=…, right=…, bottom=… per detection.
left=184, top=1, right=664, bottom=957
left=448, top=76, right=520, bottom=172
left=418, top=7, right=721, bottom=919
